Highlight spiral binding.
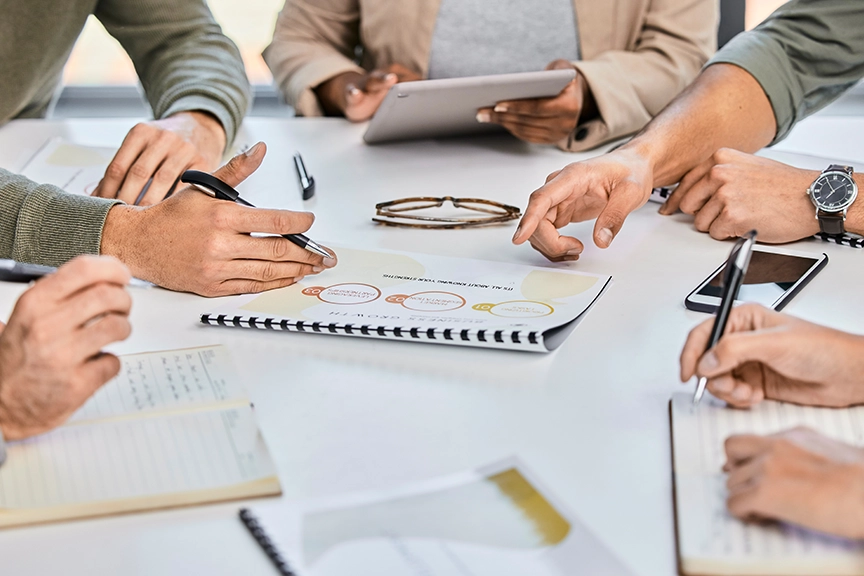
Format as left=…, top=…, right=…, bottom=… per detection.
left=200, top=314, right=542, bottom=347
left=238, top=508, right=296, bottom=576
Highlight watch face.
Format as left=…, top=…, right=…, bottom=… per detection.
left=811, top=172, right=857, bottom=212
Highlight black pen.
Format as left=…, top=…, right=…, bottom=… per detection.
left=180, top=170, right=331, bottom=259
left=693, top=230, right=757, bottom=405
left=0, top=259, right=151, bottom=287
left=293, top=152, right=315, bottom=200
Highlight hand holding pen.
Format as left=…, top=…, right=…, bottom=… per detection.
left=689, top=230, right=757, bottom=405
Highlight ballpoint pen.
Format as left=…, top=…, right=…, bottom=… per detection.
left=180, top=170, right=331, bottom=259
left=693, top=229, right=758, bottom=405
left=293, top=152, right=316, bottom=200
left=0, top=260, right=151, bottom=287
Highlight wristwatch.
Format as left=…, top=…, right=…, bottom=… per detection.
left=808, top=164, right=858, bottom=235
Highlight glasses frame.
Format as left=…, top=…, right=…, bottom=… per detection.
left=373, top=196, right=522, bottom=229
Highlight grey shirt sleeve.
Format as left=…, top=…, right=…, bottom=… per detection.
left=94, top=0, right=251, bottom=147
left=0, top=425, right=6, bottom=467
left=706, top=0, right=864, bottom=144
left=0, top=169, right=121, bottom=266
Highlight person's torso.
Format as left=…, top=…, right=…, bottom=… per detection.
left=355, top=0, right=648, bottom=78
left=427, top=0, right=580, bottom=79
left=0, top=0, right=98, bottom=123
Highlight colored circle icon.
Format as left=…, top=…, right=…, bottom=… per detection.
left=401, top=291, right=466, bottom=312
left=473, top=300, right=554, bottom=318
left=302, top=283, right=381, bottom=305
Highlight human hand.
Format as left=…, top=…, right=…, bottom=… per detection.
left=93, top=111, right=227, bottom=206
left=512, top=147, right=654, bottom=260
left=316, top=64, right=422, bottom=122
left=680, top=304, right=864, bottom=408
left=659, top=149, right=820, bottom=242
left=0, top=256, right=132, bottom=440
left=476, top=60, right=594, bottom=145
left=100, top=142, right=337, bottom=297
left=724, top=428, right=864, bottom=539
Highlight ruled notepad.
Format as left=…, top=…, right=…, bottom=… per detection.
left=670, top=393, right=864, bottom=575
left=0, top=346, right=280, bottom=529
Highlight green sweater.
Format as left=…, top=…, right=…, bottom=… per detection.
left=0, top=0, right=250, bottom=266
left=708, top=0, right=864, bottom=144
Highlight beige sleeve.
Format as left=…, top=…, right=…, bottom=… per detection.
left=263, top=0, right=366, bottom=117
left=563, top=0, right=717, bottom=152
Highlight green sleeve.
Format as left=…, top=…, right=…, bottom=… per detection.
left=0, top=169, right=121, bottom=267
left=706, top=0, right=864, bottom=144
left=94, top=0, right=251, bottom=147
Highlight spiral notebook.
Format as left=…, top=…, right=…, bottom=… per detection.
left=238, top=457, right=632, bottom=576
left=201, top=247, right=612, bottom=352
left=670, top=393, right=864, bottom=575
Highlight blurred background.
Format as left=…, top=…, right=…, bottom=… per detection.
left=55, top=0, right=815, bottom=117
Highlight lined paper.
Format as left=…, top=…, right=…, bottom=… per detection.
left=70, top=346, right=245, bottom=423
left=671, top=393, right=864, bottom=575
left=0, top=406, right=276, bottom=512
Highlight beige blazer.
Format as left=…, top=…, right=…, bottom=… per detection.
left=264, top=0, right=717, bottom=151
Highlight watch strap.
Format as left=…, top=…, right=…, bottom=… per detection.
left=817, top=210, right=846, bottom=235
left=826, top=164, right=854, bottom=175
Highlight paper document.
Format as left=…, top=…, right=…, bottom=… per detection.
left=671, top=393, right=864, bottom=575
left=204, top=246, right=612, bottom=352
left=245, top=458, right=632, bottom=576
left=19, top=137, right=115, bottom=196
left=0, top=346, right=280, bottom=529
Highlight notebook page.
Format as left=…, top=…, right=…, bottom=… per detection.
left=69, top=346, right=247, bottom=424
left=0, top=405, right=279, bottom=528
left=671, top=393, right=864, bottom=575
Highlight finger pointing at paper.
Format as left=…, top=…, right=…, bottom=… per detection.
left=512, top=148, right=655, bottom=260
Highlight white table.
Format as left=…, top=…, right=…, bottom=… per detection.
left=0, top=116, right=862, bottom=576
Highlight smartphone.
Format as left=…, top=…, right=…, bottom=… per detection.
left=685, top=246, right=828, bottom=313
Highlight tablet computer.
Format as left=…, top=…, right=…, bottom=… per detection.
left=362, top=69, right=577, bottom=144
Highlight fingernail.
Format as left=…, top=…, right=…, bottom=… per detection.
left=323, top=257, right=337, bottom=268
left=512, top=225, right=522, bottom=241
left=476, top=112, right=490, bottom=124
left=386, top=73, right=398, bottom=82
left=347, top=84, right=360, bottom=96
left=245, top=142, right=263, bottom=157
left=295, top=276, right=305, bottom=283
left=494, top=104, right=507, bottom=113
left=658, top=204, right=670, bottom=215
left=698, top=351, right=719, bottom=374
left=566, top=247, right=583, bottom=257
left=732, top=386, right=751, bottom=401
left=597, top=228, right=613, bottom=247
left=312, top=266, right=324, bottom=273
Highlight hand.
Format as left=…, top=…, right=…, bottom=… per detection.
left=476, top=60, right=595, bottom=145
left=93, top=111, right=227, bottom=206
left=680, top=304, right=864, bottom=408
left=100, top=142, right=338, bottom=297
left=724, top=428, right=864, bottom=539
left=316, top=64, right=422, bottom=122
left=0, top=256, right=132, bottom=440
left=512, top=147, right=654, bottom=260
left=659, top=149, right=820, bottom=242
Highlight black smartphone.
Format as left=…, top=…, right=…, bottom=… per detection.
left=685, top=246, right=828, bottom=313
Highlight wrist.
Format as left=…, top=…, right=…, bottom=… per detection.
left=845, top=175, right=864, bottom=235
left=100, top=205, right=146, bottom=279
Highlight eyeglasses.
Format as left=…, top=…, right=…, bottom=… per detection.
left=373, top=196, right=522, bottom=229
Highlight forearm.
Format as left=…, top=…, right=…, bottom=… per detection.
left=624, top=64, right=776, bottom=186
left=97, top=0, right=250, bottom=147
left=0, top=169, right=120, bottom=266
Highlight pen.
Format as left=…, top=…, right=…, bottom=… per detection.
left=693, top=230, right=758, bottom=405
left=293, top=152, right=315, bottom=200
left=0, top=259, right=151, bottom=287
left=180, top=170, right=331, bottom=259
